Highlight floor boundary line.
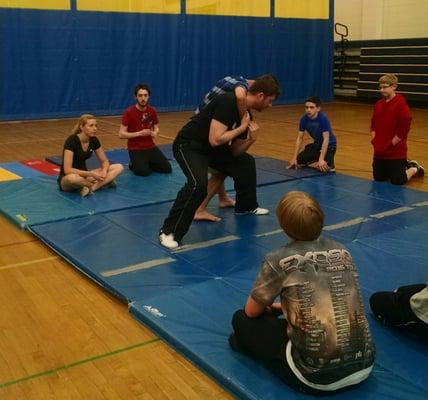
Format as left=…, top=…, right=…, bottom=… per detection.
left=0, top=338, right=160, bottom=389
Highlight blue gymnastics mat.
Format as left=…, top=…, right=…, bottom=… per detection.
left=0, top=162, right=46, bottom=178
left=0, top=155, right=299, bottom=228
left=0, top=163, right=193, bottom=228
left=29, top=175, right=428, bottom=400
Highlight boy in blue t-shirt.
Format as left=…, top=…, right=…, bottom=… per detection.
left=289, top=97, right=336, bottom=172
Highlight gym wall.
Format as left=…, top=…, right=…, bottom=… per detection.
left=0, top=0, right=333, bottom=120
left=335, top=0, right=428, bottom=41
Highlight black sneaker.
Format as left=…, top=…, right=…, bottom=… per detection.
left=408, top=160, right=424, bottom=177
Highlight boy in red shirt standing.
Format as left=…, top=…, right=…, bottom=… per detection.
left=371, top=74, right=424, bottom=185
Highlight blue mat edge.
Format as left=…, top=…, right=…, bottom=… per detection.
left=128, top=302, right=259, bottom=400
left=28, top=226, right=129, bottom=303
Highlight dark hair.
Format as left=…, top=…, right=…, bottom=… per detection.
left=134, top=83, right=151, bottom=96
left=276, top=191, right=324, bottom=241
left=249, top=74, right=280, bottom=99
left=304, top=96, right=321, bottom=107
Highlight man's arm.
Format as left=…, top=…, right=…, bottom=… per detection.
left=63, top=149, right=104, bottom=181
left=234, top=86, right=247, bottom=117
left=208, top=112, right=250, bottom=147
left=151, top=123, right=159, bottom=138
left=230, top=120, right=259, bottom=156
left=118, top=124, right=152, bottom=139
left=288, top=131, right=304, bottom=168
left=392, top=104, right=412, bottom=145
left=318, top=131, right=330, bottom=172
left=94, top=147, right=110, bottom=178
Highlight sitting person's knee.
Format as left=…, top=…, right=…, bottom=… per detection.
left=132, top=167, right=152, bottom=176
left=390, top=175, right=407, bottom=185
left=112, top=164, right=124, bottom=173
left=163, top=164, right=172, bottom=174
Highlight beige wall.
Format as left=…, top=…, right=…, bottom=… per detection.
left=335, top=0, right=428, bottom=40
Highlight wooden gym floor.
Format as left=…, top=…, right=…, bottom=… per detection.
left=0, top=101, right=426, bottom=399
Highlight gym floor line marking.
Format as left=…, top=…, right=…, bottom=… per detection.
left=101, top=257, right=176, bottom=277
left=0, top=238, right=38, bottom=248
left=256, top=202, right=427, bottom=238
left=172, top=235, right=239, bottom=253
left=0, top=256, right=59, bottom=271
left=0, top=338, right=160, bottom=389
left=255, top=228, right=282, bottom=238
left=413, top=200, right=428, bottom=207
left=101, top=236, right=239, bottom=276
left=370, top=206, right=414, bottom=219
left=323, top=217, right=371, bottom=230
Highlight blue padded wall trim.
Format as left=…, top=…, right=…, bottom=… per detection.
left=1, top=4, right=333, bottom=120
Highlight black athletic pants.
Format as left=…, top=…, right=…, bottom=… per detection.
left=128, top=147, right=172, bottom=176
left=370, top=284, right=428, bottom=338
left=372, top=158, right=408, bottom=185
left=231, top=310, right=331, bottom=396
left=297, top=143, right=336, bottom=168
left=160, top=141, right=258, bottom=242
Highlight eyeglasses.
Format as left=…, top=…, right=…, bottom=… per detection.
left=379, top=84, right=391, bottom=89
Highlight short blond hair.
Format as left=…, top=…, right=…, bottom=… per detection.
left=276, top=191, right=324, bottom=241
left=379, top=74, right=398, bottom=86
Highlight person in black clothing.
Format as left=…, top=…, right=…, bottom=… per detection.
left=159, top=75, right=280, bottom=249
left=58, top=114, right=124, bottom=197
left=370, top=283, right=428, bottom=339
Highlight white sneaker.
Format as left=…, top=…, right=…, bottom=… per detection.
left=159, top=232, right=178, bottom=249
left=236, top=207, right=269, bottom=216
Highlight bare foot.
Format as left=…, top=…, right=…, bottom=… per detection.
left=194, top=210, right=221, bottom=222
left=218, top=197, right=235, bottom=208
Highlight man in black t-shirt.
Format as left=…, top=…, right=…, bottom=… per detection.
left=159, top=75, right=280, bottom=249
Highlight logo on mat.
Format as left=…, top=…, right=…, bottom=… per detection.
left=143, top=305, right=166, bottom=318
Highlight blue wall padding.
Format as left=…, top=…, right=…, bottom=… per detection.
left=0, top=162, right=45, bottom=178
left=1, top=6, right=334, bottom=120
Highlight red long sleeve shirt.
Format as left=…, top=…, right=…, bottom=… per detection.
left=370, top=93, right=412, bottom=160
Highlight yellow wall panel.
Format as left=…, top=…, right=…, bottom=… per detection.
left=186, top=0, right=270, bottom=17
left=0, top=0, right=69, bottom=10
left=77, top=0, right=180, bottom=14
left=275, top=0, right=329, bottom=20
